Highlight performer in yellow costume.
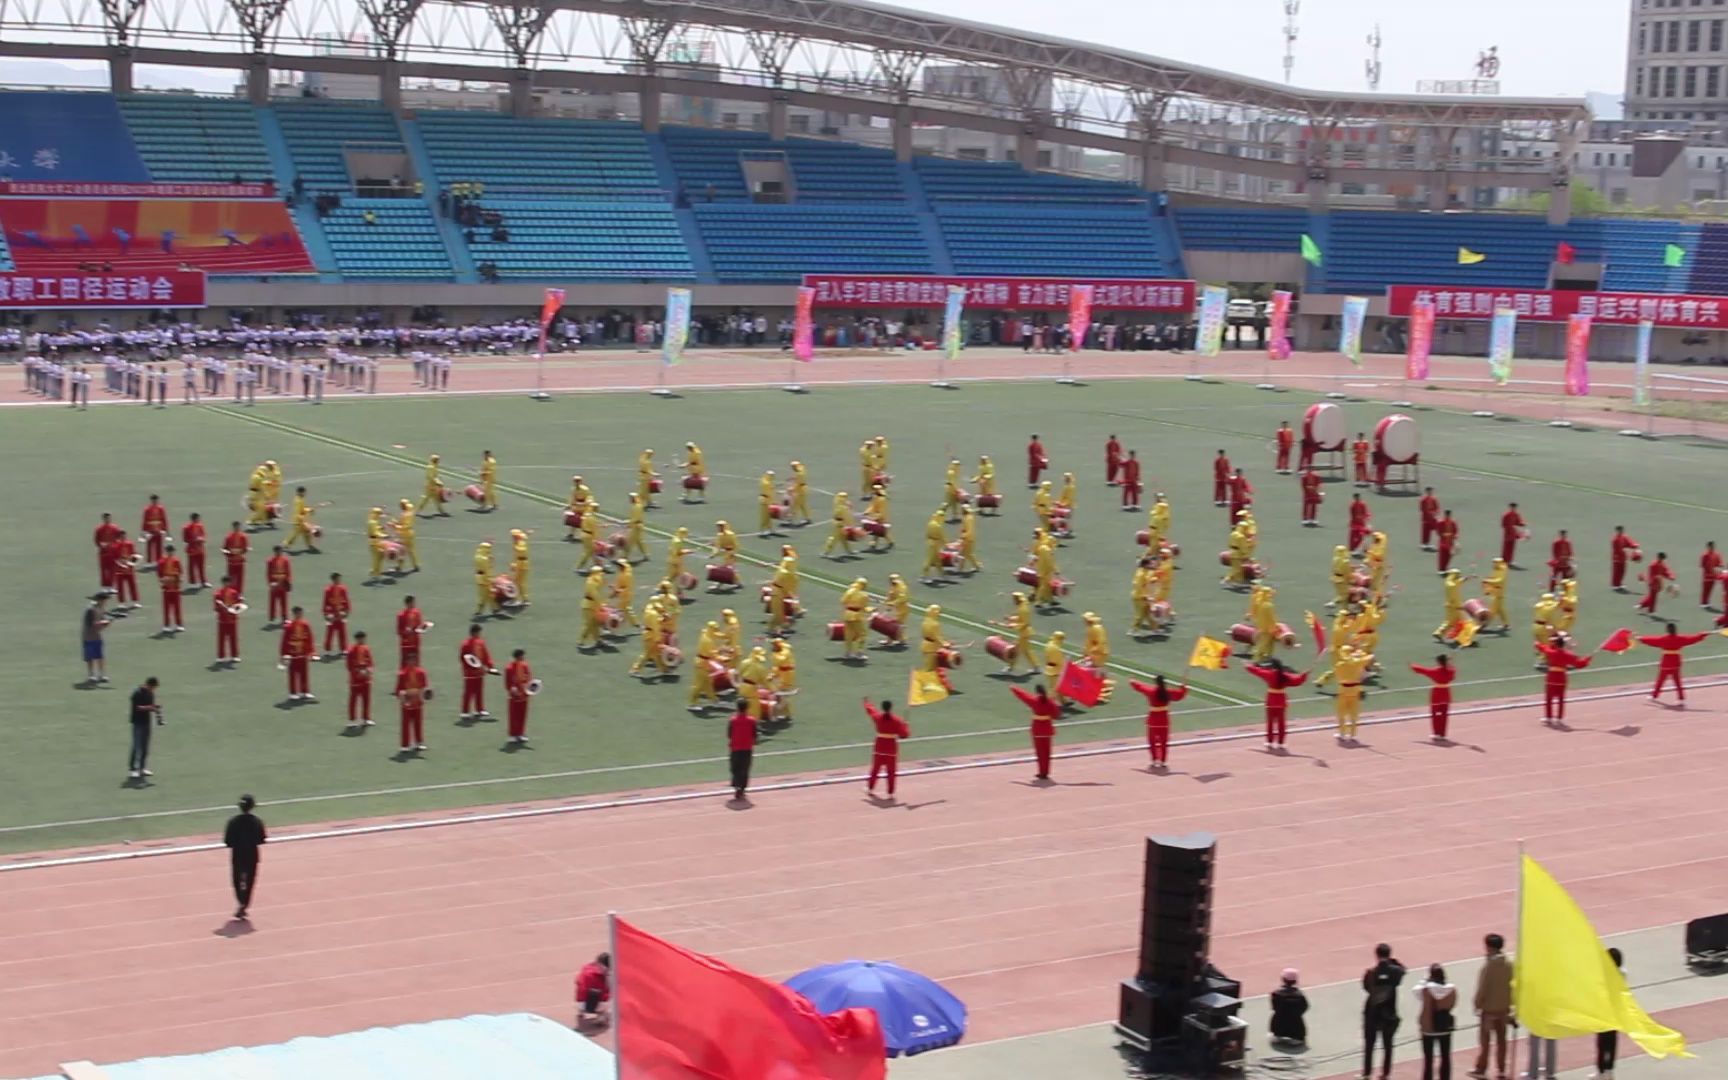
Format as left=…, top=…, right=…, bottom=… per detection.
left=840, top=578, right=872, bottom=659
left=863, top=485, right=891, bottom=551
left=366, top=507, right=389, bottom=580
left=972, top=455, right=997, bottom=502
left=260, top=460, right=283, bottom=505
left=872, top=436, right=890, bottom=486
left=418, top=454, right=448, bottom=516
left=1054, top=473, right=1078, bottom=536
left=920, top=509, right=948, bottom=584
left=688, top=621, right=723, bottom=710
left=473, top=541, right=498, bottom=619
left=883, top=574, right=910, bottom=645
left=578, top=502, right=604, bottom=568
left=579, top=565, right=608, bottom=649
left=662, top=528, right=692, bottom=598
left=565, top=475, right=594, bottom=541
left=1223, top=523, right=1253, bottom=586
left=246, top=465, right=271, bottom=527
left=997, top=591, right=1034, bottom=672
left=285, top=487, right=320, bottom=553
left=629, top=597, right=670, bottom=676
left=717, top=608, right=743, bottom=664
left=757, top=471, right=781, bottom=537
left=1334, top=645, right=1372, bottom=741
left=943, top=460, right=966, bottom=522
left=509, top=529, right=531, bottom=605
left=1032, top=481, right=1055, bottom=534
left=1365, top=531, right=1389, bottom=597
left=1354, top=600, right=1386, bottom=672
left=737, top=645, right=772, bottom=721
left=1483, top=557, right=1509, bottom=630
left=1042, top=630, right=1069, bottom=709
left=479, top=450, right=499, bottom=511
left=1249, top=584, right=1280, bottom=663
left=823, top=492, right=856, bottom=558
left=1532, top=592, right=1560, bottom=653
left=858, top=440, right=877, bottom=498
left=1434, top=568, right=1466, bottom=640
left=1130, top=559, right=1157, bottom=634
left=611, top=558, right=637, bottom=626
left=956, top=505, right=982, bottom=573
left=768, top=555, right=800, bottom=633
left=1328, top=545, right=1353, bottom=607
left=1315, top=605, right=1359, bottom=687
left=1033, top=532, right=1060, bottom=607
left=1555, top=578, right=1579, bottom=634
left=393, top=498, right=421, bottom=571
left=770, top=637, right=798, bottom=720
left=679, top=442, right=707, bottom=498
left=787, top=461, right=811, bottom=525
left=920, top=604, right=954, bottom=690
left=637, top=449, right=658, bottom=508
left=710, top=519, right=739, bottom=576
left=1082, top=611, right=1109, bottom=669
left=624, top=493, right=649, bottom=562
left=1146, top=494, right=1171, bottom=552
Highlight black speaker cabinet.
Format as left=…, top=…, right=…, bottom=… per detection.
left=1136, top=833, right=1217, bottom=986
left=1686, top=913, right=1728, bottom=965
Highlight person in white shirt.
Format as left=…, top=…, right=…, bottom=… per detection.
left=1414, top=963, right=1458, bottom=1080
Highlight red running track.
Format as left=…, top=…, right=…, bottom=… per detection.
left=1, top=684, right=1726, bottom=1074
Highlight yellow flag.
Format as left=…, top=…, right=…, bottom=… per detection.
left=1458, top=247, right=1487, bottom=265
left=908, top=668, right=948, bottom=707
left=1453, top=619, right=1479, bottom=648
left=1516, top=854, right=1691, bottom=1057
left=1187, top=635, right=1230, bottom=670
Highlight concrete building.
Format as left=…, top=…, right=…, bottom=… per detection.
left=1624, top=0, right=1728, bottom=127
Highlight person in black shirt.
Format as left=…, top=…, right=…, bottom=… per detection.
left=224, top=794, right=267, bottom=920
left=1269, top=967, right=1309, bottom=1046
left=1362, top=942, right=1407, bottom=1080
left=128, top=677, right=160, bottom=780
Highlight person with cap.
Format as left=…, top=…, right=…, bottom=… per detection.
left=83, top=589, right=113, bottom=684
left=224, top=794, right=267, bottom=920
left=575, top=952, right=612, bottom=1027
left=1269, top=967, right=1309, bottom=1046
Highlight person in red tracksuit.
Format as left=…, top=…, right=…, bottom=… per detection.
left=862, top=697, right=911, bottom=798
left=397, top=595, right=426, bottom=667
left=728, top=700, right=756, bottom=799
left=141, top=494, right=170, bottom=565
left=1610, top=525, right=1641, bottom=592
left=1246, top=658, right=1307, bottom=749
left=1637, top=552, right=1673, bottom=615
left=1408, top=656, right=1456, bottom=741
left=1418, top=488, right=1440, bottom=551
left=222, top=520, right=249, bottom=596
left=346, top=631, right=374, bottom=728
left=265, top=545, right=292, bottom=625
left=182, top=513, right=207, bottom=589
left=1027, top=434, right=1048, bottom=488
left=504, top=649, right=533, bottom=744
left=94, top=513, right=122, bottom=587
left=1347, top=494, right=1372, bottom=552
left=1011, top=684, right=1060, bottom=780
left=1638, top=623, right=1708, bottom=704
left=322, top=572, right=350, bottom=656
left=1129, top=675, right=1188, bottom=769
left=1436, top=510, right=1460, bottom=573
left=1274, top=421, right=1294, bottom=473
left=1227, top=468, right=1254, bottom=521
left=1105, top=434, right=1123, bottom=486
left=156, top=543, right=184, bottom=632
left=395, top=662, right=430, bottom=752
left=1119, top=451, right=1143, bottom=511
left=280, top=605, right=315, bottom=702
left=1351, top=433, right=1371, bottom=485
left=1500, top=502, right=1526, bottom=567
left=1548, top=529, right=1576, bottom=591
left=109, top=531, right=140, bottom=607
left=1300, top=467, right=1323, bottom=526
left=1211, top=449, right=1231, bottom=506
left=1536, top=634, right=1591, bottom=724
left=458, top=623, right=494, bottom=721
left=213, top=575, right=243, bottom=663
left=1701, top=541, right=1722, bottom=609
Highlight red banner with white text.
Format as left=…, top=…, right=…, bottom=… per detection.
left=804, top=274, right=1196, bottom=311
left=1387, top=285, right=1728, bottom=329
left=0, top=269, right=206, bottom=309
left=0, top=181, right=275, bottom=198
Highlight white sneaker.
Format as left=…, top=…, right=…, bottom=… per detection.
left=141, top=769, right=153, bottom=777
left=129, top=769, right=140, bottom=779
left=417, top=742, right=427, bottom=750
left=363, top=719, right=375, bottom=726
left=304, top=694, right=317, bottom=703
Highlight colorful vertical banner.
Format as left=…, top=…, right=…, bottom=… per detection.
left=1067, top=285, right=1095, bottom=352
left=1634, top=320, right=1653, bottom=406
left=1405, top=297, right=1435, bottom=381
left=536, top=287, right=565, bottom=356
left=1267, top=289, right=1293, bottom=360
left=1488, top=306, right=1517, bottom=385
left=1339, top=295, right=1368, bottom=365
left=661, top=287, right=692, bottom=366
left=792, top=285, right=816, bottom=362
left=1563, top=313, right=1592, bottom=396
left=1196, top=285, right=1229, bottom=356
left=941, top=284, right=966, bottom=361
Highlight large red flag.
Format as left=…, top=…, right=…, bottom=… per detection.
left=614, top=916, right=887, bottom=1079
left=1057, top=660, right=1105, bottom=707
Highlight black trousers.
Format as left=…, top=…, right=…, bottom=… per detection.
left=1363, top=1014, right=1398, bottom=1077
left=1420, top=1032, right=1452, bottom=1080
left=729, top=749, right=753, bottom=794
left=1597, top=1030, right=1618, bottom=1072
left=128, top=722, right=152, bottom=773
left=232, top=854, right=259, bottom=910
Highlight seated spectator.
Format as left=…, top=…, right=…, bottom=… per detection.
left=575, top=952, right=611, bottom=1027
left=362, top=210, right=378, bottom=226
left=1269, top=968, right=1308, bottom=1045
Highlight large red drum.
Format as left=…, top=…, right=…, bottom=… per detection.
left=828, top=621, right=848, bottom=641
left=683, top=474, right=707, bottom=491
left=1015, top=566, right=1039, bottom=587
left=862, top=519, right=890, bottom=538
left=563, top=509, right=583, bottom=528
left=382, top=540, right=404, bottom=561
left=1463, top=598, right=1490, bottom=623
left=1304, top=402, right=1346, bottom=450
left=598, top=605, right=624, bottom=631
left=769, top=502, right=787, bottom=520
left=975, top=493, right=1002, bottom=510
left=844, top=525, right=865, bottom=541
left=1374, top=414, right=1420, bottom=464
left=490, top=574, right=517, bottom=603
left=940, top=545, right=962, bottom=568
left=937, top=647, right=963, bottom=669
left=676, top=571, right=698, bottom=591
left=707, top=563, right=739, bottom=586
left=465, top=484, right=486, bottom=504
left=986, top=635, right=1014, bottom=661
left=869, top=613, right=902, bottom=640
left=710, top=663, right=736, bottom=693
left=648, top=476, right=663, bottom=494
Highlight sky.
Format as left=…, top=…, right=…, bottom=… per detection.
left=13, top=0, right=1632, bottom=102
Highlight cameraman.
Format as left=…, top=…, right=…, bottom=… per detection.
left=128, top=676, right=162, bottom=780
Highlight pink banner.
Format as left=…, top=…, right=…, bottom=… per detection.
left=0, top=181, right=275, bottom=198
left=1067, top=285, right=1094, bottom=351
left=1387, top=284, right=1728, bottom=329
left=802, top=274, right=1195, bottom=312
left=1405, top=298, right=1436, bottom=381
left=793, top=286, right=816, bottom=362
left=1267, top=290, right=1293, bottom=360
left=0, top=269, right=205, bottom=309
left=1564, top=313, right=1592, bottom=396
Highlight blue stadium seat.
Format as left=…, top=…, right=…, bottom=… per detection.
left=1319, top=212, right=1562, bottom=293
left=933, top=203, right=1180, bottom=279
left=321, top=199, right=454, bottom=280
left=460, top=198, right=692, bottom=281
left=416, top=114, right=662, bottom=196
left=272, top=101, right=405, bottom=195
left=692, top=204, right=933, bottom=282
left=1173, top=207, right=1309, bottom=252
left=1688, top=222, right=1728, bottom=295
left=117, top=96, right=274, bottom=183
left=913, top=157, right=1145, bottom=203
left=663, top=127, right=907, bottom=201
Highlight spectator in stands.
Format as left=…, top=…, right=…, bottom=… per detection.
left=574, top=952, right=612, bottom=1027
left=292, top=175, right=305, bottom=200
left=1269, top=968, right=1308, bottom=1046
left=362, top=210, right=378, bottom=226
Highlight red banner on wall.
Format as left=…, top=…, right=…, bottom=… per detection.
left=0, top=270, right=206, bottom=309
left=0, top=181, right=275, bottom=199
left=1387, top=285, right=1728, bottom=329
left=803, top=274, right=1197, bottom=311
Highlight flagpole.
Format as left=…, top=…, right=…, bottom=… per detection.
left=530, top=343, right=550, bottom=402
left=609, top=911, right=622, bottom=1080
left=1514, top=840, right=1530, bottom=1072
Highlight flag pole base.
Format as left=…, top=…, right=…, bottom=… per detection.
left=1471, top=409, right=1496, bottom=418
left=1548, top=419, right=1573, bottom=428
left=782, top=384, right=807, bottom=394
left=1255, top=382, right=1278, bottom=391
left=1055, top=377, right=1081, bottom=386
left=650, top=387, right=675, bottom=398
left=1183, top=374, right=1204, bottom=382
left=929, top=380, right=957, bottom=390
left=1324, top=391, right=1347, bottom=399
left=528, top=391, right=551, bottom=402
left=1617, top=428, right=1647, bottom=437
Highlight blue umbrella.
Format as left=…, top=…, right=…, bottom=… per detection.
left=785, top=960, right=967, bottom=1057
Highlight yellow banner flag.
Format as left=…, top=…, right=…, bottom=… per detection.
left=1458, top=247, right=1487, bottom=265
left=1453, top=619, right=1480, bottom=648
left=908, top=668, right=949, bottom=707
left=1187, top=635, right=1230, bottom=670
left=1515, top=854, right=1691, bottom=1057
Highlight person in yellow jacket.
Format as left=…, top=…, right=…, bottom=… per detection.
left=863, top=485, right=892, bottom=551
left=479, top=449, right=499, bottom=511
left=246, top=467, right=271, bottom=528
left=882, top=573, right=910, bottom=645
left=736, top=645, right=772, bottom=722
left=1315, top=605, right=1359, bottom=687
left=1365, top=530, right=1390, bottom=597
left=1054, top=472, right=1078, bottom=536
left=920, top=604, right=954, bottom=690
left=971, top=455, right=997, bottom=503
left=611, top=557, right=638, bottom=627
left=664, top=527, right=691, bottom=598
left=509, top=528, right=531, bottom=605
left=1149, top=554, right=1174, bottom=608
left=956, top=505, right=982, bottom=573
left=688, top=621, right=723, bottom=710
left=1483, top=557, right=1510, bottom=630
left=1145, top=494, right=1171, bottom=552
left=996, top=591, right=1034, bottom=672
left=678, top=442, right=706, bottom=500
left=823, top=492, right=856, bottom=558
left=920, top=508, right=948, bottom=584
left=1433, top=568, right=1467, bottom=640
left=943, top=460, right=966, bottom=522
left=579, top=565, right=608, bottom=649
left=769, top=637, right=798, bottom=720
left=418, top=454, right=448, bottom=516
left=393, top=498, right=421, bottom=571
left=1042, top=630, right=1069, bottom=709
left=624, top=493, right=650, bottom=562
left=565, top=475, right=594, bottom=541
left=1249, top=584, right=1281, bottom=663
left=629, top=598, right=669, bottom=676
left=1223, top=523, right=1253, bottom=586
left=716, top=607, right=743, bottom=664
left=709, top=519, right=739, bottom=579
left=757, top=471, right=782, bottom=538
left=1130, top=559, right=1158, bottom=634
left=1532, top=591, right=1560, bottom=654
left=768, top=555, right=800, bottom=634
left=1033, top=532, right=1060, bottom=607
left=1334, top=645, right=1372, bottom=741
left=637, top=449, right=659, bottom=509
left=473, top=540, right=498, bottom=619
left=578, top=501, right=603, bottom=568
left=1082, top=611, right=1109, bottom=669
left=1555, top=577, right=1579, bottom=634
left=787, top=461, right=811, bottom=525
left=1032, top=480, right=1055, bottom=534
left=858, top=441, right=877, bottom=498
left=260, top=460, right=283, bottom=505
left=366, top=507, right=389, bottom=580
left=284, top=486, right=320, bottom=553
left=840, top=577, right=872, bottom=659
left=1328, top=545, right=1353, bottom=608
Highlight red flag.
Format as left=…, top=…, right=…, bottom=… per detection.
left=1556, top=241, right=1577, bottom=265
left=1057, top=660, right=1105, bottom=707
left=614, top=916, right=886, bottom=1080
left=1306, top=609, right=1326, bottom=652
left=539, top=287, right=566, bottom=331
left=1598, top=628, right=1636, bottom=654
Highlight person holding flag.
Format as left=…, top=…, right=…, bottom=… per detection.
left=1010, top=683, right=1061, bottom=780
left=1537, top=631, right=1593, bottom=724
left=1408, top=655, right=1456, bottom=741
left=1129, top=675, right=1187, bottom=769
left=1638, top=622, right=1708, bottom=703
left=862, top=697, right=911, bottom=799
left=1245, top=657, right=1306, bottom=750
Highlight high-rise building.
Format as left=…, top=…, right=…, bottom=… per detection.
left=1624, top=0, right=1728, bottom=126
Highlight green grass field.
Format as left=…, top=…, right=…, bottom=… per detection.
left=7, top=380, right=1727, bottom=854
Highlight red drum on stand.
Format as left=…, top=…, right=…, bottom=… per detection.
left=1304, top=402, right=1347, bottom=450
left=986, top=635, right=1014, bottom=661
left=1374, top=414, right=1420, bottom=464
left=862, top=519, right=890, bottom=538
left=828, top=621, right=848, bottom=641
left=870, top=613, right=902, bottom=640
left=683, top=474, right=707, bottom=492
left=598, top=605, right=624, bottom=631
left=706, top=564, right=739, bottom=586
left=710, top=663, right=736, bottom=693
left=1463, top=598, right=1490, bottom=624
left=937, top=647, right=963, bottom=669
left=975, top=493, right=1002, bottom=510
left=676, top=571, right=698, bottom=591
left=464, top=484, right=485, bottom=504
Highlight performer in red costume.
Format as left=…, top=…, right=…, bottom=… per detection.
left=1637, top=552, right=1673, bottom=615
left=1274, top=421, right=1294, bottom=473
left=346, top=631, right=374, bottom=728
left=213, top=574, right=242, bottom=663
left=1104, top=434, right=1123, bottom=486
left=222, top=520, right=249, bottom=596
left=1226, top=468, right=1254, bottom=522
left=862, top=697, right=911, bottom=798
left=1409, top=655, right=1457, bottom=740
left=1129, top=675, right=1188, bottom=769
left=1609, top=525, right=1641, bottom=592
left=322, top=572, right=350, bottom=655
left=156, top=543, right=184, bottom=632
left=264, top=545, right=292, bottom=625
left=1418, top=487, right=1440, bottom=551
left=279, top=605, right=315, bottom=701
left=1436, top=510, right=1460, bottom=573
left=395, top=662, right=430, bottom=752
left=1638, top=623, right=1708, bottom=704
left=94, top=512, right=122, bottom=587
left=1211, top=449, right=1231, bottom=506
left=1701, top=540, right=1722, bottom=609
left=1245, top=658, right=1307, bottom=749
left=1547, top=530, right=1575, bottom=591
left=1300, top=467, right=1323, bottom=526
left=181, top=512, right=208, bottom=589
left=396, top=595, right=426, bottom=667
left=1351, top=432, right=1371, bottom=486
left=1011, top=684, right=1060, bottom=780
left=458, top=623, right=495, bottom=721
left=1347, top=494, right=1372, bottom=552
left=140, top=494, right=170, bottom=565
left=504, top=648, right=534, bottom=744
left=1535, top=633, right=1591, bottom=724
left=1119, top=450, right=1143, bottom=511
left=1500, top=502, right=1526, bottom=567
left=1027, top=434, right=1048, bottom=488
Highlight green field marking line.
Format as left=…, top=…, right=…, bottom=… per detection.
left=201, top=403, right=1251, bottom=705
left=1096, top=406, right=1728, bottom=516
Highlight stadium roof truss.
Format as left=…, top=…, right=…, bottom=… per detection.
left=0, top=0, right=1586, bottom=155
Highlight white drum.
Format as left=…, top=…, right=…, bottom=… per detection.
left=1304, top=402, right=1346, bottom=450
left=1375, top=413, right=1420, bottom=464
